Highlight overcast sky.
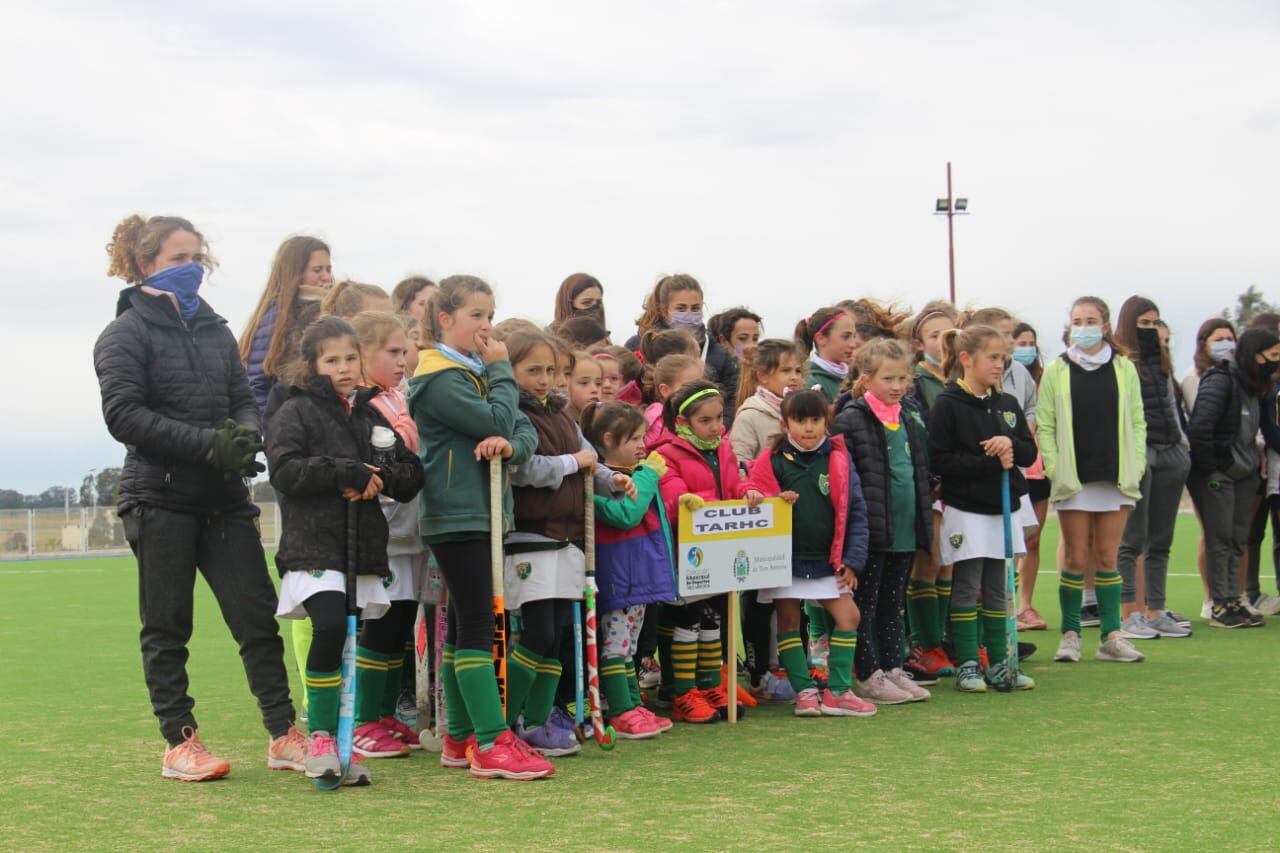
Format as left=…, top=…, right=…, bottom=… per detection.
left=2, top=0, right=1277, bottom=494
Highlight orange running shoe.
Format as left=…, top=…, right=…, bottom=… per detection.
left=266, top=725, right=308, bottom=772
left=720, top=665, right=758, bottom=708
left=672, top=689, right=719, bottom=724
left=162, top=727, right=230, bottom=782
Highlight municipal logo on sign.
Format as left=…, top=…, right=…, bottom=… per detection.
left=733, top=550, right=750, bottom=583
left=516, top=561, right=533, bottom=580
left=687, top=547, right=704, bottom=568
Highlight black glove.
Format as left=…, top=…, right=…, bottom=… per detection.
left=207, top=419, right=264, bottom=473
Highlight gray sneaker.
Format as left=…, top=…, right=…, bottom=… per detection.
left=1253, top=594, right=1280, bottom=616
left=1145, top=611, right=1192, bottom=638
left=1119, top=612, right=1160, bottom=640
left=305, top=731, right=341, bottom=780
left=1053, top=632, right=1082, bottom=663
left=1096, top=636, right=1145, bottom=662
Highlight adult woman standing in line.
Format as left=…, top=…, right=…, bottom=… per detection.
left=1112, top=297, right=1192, bottom=639
left=95, top=214, right=302, bottom=781
left=239, top=235, right=333, bottom=416
left=552, top=272, right=606, bottom=329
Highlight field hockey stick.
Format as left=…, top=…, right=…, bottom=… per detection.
left=583, top=471, right=616, bottom=749
left=434, top=588, right=448, bottom=745
left=490, top=456, right=508, bottom=715
left=998, top=469, right=1020, bottom=692
left=414, top=583, right=444, bottom=752
left=572, top=596, right=586, bottom=742
left=315, top=502, right=359, bottom=791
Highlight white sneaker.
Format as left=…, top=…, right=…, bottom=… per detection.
left=1199, top=600, right=1213, bottom=620
left=885, top=668, right=931, bottom=702
left=1119, top=612, right=1160, bottom=640
left=853, top=670, right=912, bottom=705
left=1096, top=635, right=1145, bottom=662
left=1053, top=632, right=1082, bottom=663
left=1254, top=595, right=1280, bottom=616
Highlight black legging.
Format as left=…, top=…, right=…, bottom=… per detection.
left=521, top=598, right=574, bottom=658
left=360, top=599, right=416, bottom=654
left=741, top=590, right=773, bottom=686
left=431, top=539, right=495, bottom=652
left=853, top=551, right=915, bottom=681
left=304, top=591, right=347, bottom=673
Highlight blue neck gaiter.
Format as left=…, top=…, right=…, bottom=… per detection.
left=144, top=263, right=204, bottom=320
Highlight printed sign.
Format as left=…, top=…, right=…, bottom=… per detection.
left=677, top=498, right=793, bottom=596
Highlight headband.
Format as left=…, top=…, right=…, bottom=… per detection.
left=811, top=311, right=847, bottom=338
left=912, top=310, right=947, bottom=338
left=678, top=387, right=722, bottom=414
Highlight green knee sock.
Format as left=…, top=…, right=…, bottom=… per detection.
left=453, top=648, right=509, bottom=747
left=523, top=656, right=562, bottom=728
left=805, top=602, right=832, bottom=646
left=1059, top=572, right=1085, bottom=635
left=656, top=623, right=674, bottom=688
left=935, top=578, right=953, bottom=642
left=980, top=609, right=1007, bottom=667
left=626, top=660, right=643, bottom=708
left=671, top=629, right=698, bottom=694
left=304, top=668, right=341, bottom=734
left=776, top=631, right=815, bottom=693
left=907, top=579, right=939, bottom=648
left=380, top=650, right=404, bottom=718
left=601, top=656, right=634, bottom=715
left=354, top=647, right=390, bottom=725
left=440, top=644, right=474, bottom=740
left=1096, top=571, right=1123, bottom=636
left=951, top=606, right=979, bottom=664
left=696, top=628, right=722, bottom=690
left=504, top=644, right=541, bottom=726
left=292, top=619, right=313, bottom=709
left=827, top=630, right=857, bottom=693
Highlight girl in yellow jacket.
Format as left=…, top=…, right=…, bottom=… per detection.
left=1036, top=296, right=1147, bottom=665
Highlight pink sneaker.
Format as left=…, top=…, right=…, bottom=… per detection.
left=440, top=733, right=475, bottom=769
left=611, top=707, right=660, bottom=739
left=162, top=727, right=230, bottom=781
left=353, top=721, right=410, bottom=758
left=794, top=687, right=821, bottom=717
left=379, top=715, right=422, bottom=750
left=469, top=730, right=555, bottom=780
left=635, top=706, right=673, bottom=732
left=821, top=688, right=878, bottom=717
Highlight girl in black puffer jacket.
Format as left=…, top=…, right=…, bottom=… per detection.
left=267, top=316, right=423, bottom=782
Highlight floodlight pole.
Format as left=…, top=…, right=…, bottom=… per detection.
left=946, top=162, right=956, bottom=305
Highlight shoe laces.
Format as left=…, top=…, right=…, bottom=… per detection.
left=177, top=727, right=210, bottom=758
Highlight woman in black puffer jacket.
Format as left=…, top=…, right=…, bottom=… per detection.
left=1188, top=327, right=1280, bottom=628
left=94, top=214, right=300, bottom=781
left=1112, top=297, right=1192, bottom=638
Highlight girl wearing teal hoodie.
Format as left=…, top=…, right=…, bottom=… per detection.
left=1037, top=296, right=1147, bottom=666
left=407, top=275, right=551, bottom=781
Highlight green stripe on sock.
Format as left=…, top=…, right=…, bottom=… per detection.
left=981, top=612, right=1007, bottom=667
left=777, top=631, right=814, bottom=693
left=441, top=645, right=475, bottom=740
left=355, top=647, right=390, bottom=725
left=503, top=644, right=541, bottom=726
left=453, top=648, right=509, bottom=746
left=1096, top=571, right=1122, bottom=636
left=523, top=657, right=563, bottom=728
left=907, top=579, right=939, bottom=648
left=696, top=633, right=722, bottom=690
left=601, top=656, right=634, bottom=715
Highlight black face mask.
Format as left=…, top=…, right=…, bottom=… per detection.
left=1136, top=327, right=1162, bottom=359
left=1261, top=359, right=1280, bottom=381
left=573, top=304, right=604, bottom=322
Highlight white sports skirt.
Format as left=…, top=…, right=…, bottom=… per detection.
left=503, top=545, right=586, bottom=611
left=758, top=574, right=843, bottom=604
left=939, top=505, right=1027, bottom=564
left=276, top=570, right=391, bottom=621
left=383, top=553, right=426, bottom=603
left=1054, top=482, right=1135, bottom=513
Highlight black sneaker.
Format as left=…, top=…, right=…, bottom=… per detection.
left=1017, top=641, right=1036, bottom=661
left=1079, top=604, right=1101, bottom=628
left=1210, top=603, right=1249, bottom=629
left=902, top=658, right=940, bottom=686
left=1238, top=601, right=1265, bottom=628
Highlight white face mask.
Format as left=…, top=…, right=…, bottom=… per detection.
left=1208, top=339, right=1236, bottom=361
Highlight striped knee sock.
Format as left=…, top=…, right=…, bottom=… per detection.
left=1095, top=571, right=1123, bottom=636
left=440, top=645, right=474, bottom=740
left=950, top=606, right=979, bottom=664
left=601, top=656, right=634, bottom=715
left=504, top=644, right=541, bottom=726
left=671, top=627, right=698, bottom=694
left=696, top=627, right=722, bottom=689
left=827, top=630, right=857, bottom=693
left=305, top=668, right=341, bottom=734
left=1059, top=572, right=1085, bottom=635
left=354, top=647, right=389, bottom=725
left=523, top=656, right=563, bottom=728
left=980, top=608, right=1007, bottom=666
left=907, top=579, right=939, bottom=648
left=453, top=648, right=506, bottom=746
left=935, top=578, right=953, bottom=642
left=776, top=631, right=815, bottom=693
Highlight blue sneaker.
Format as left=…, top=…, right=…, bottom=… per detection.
left=750, top=671, right=796, bottom=704
left=547, top=705, right=577, bottom=735
left=516, top=720, right=580, bottom=757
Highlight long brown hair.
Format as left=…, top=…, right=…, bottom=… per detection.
left=737, top=339, right=802, bottom=410
left=237, top=235, right=330, bottom=375
left=554, top=273, right=605, bottom=328
left=106, top=214, right=215, bottom=284
left=635, top=274, right=702, bottom=336
left=1115, top=295, right=1172, bottom=376
left=391, top=276, right=435, bottom=312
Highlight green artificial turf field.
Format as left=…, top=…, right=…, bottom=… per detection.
left=2, top=516, right=1277, bottom=851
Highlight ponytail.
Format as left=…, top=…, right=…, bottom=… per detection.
left=795, top=307, right=846, bottom=354
left=106, top=213, right=214, bottom=285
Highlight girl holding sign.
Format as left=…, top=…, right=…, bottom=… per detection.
left=748, top=390, right=876, bottom=717
left=926, top=325, right=1038, bottom=692
left=653, top=380, right=764, bottom=722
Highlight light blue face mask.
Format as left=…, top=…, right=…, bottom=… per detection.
left=1069, top=325, right=1104, bottom=349
left=1012, top=345, right=1038, bottom=366
left=1208, top=339, right=1236, bottom=362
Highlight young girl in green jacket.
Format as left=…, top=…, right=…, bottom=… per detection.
left=1037, top=296, right=1147, bottom=666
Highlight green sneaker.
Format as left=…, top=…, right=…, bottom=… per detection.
left=954, top=661, right=987, bottom=693
left=985, top=662, right=1035, bottom=691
